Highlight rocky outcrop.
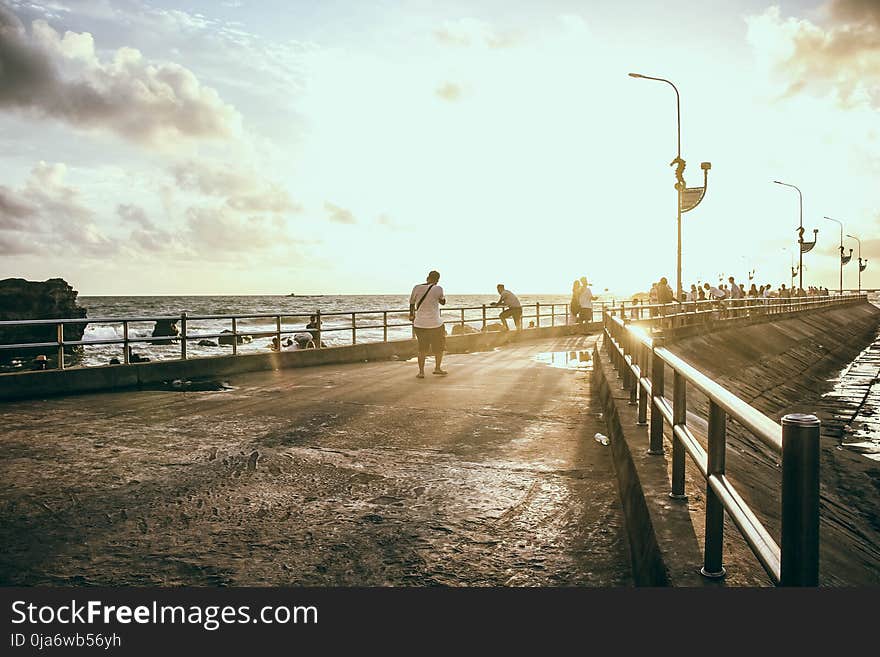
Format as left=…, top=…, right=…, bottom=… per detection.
left=151, top=319, right=179, bottom=345
left=451, top=324, right=479, bottom=335
left=218, top=329, right=252, bottom=346
left=0, top=278, right=87, bottom=364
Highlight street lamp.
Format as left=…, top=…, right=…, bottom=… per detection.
left=824, top=217, right=852, bottom=295
left=773, top=180, right=818, bottom=294
left=846, top=233, right=866, bottom=294
left=629, top=73, right=711, bottom=302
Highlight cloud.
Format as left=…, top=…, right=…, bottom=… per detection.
left=435, top=82, right=462, bottom=101
left=376, top=213, right=411, bottom=231
left=0, top=161, right=115, bottom=257
left=746, top=3, right=880, bottom=108
left=433, top=18, right=521, bottom=49
left=171, top=159, right=302, bottom=214
left=184, top=206, right=294, bottom=254
left=324, top=201, right=355, bottom=224
left=0, top=4, right=241, bottom=146
left=116, top=203, right=175, bottom=252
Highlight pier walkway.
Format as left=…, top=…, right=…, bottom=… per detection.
left=0, top=333, right=633, bottom=586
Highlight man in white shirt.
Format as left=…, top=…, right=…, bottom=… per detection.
left=704, top=282, right=724, bottom=300
left=409, top=270, right=447, bottom=378
left=491, top=284, right=523, bottom=330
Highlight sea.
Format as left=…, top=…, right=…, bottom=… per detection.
left=75, top=293, right=582, bottom=367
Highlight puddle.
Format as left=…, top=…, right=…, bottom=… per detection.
left=533, top=351, right=593, bottom=371
left=144, top=378, right=235, bottom=392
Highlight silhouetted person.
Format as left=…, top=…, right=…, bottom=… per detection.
left=570, top=279, right=581, bottom=323
left=656, top=277, right=674, bottom=305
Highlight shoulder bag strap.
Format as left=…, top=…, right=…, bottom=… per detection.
left=415, top=283, right=436, bottom=310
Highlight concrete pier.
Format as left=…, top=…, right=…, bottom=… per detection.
left=0, top=334, right=633, bottom=586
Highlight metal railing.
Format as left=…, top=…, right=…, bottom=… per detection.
left=599, top=295, right=856, bottom=585
left=602, top=293, right=866, bottom=332
left=0, top=301, right=603, bottom=370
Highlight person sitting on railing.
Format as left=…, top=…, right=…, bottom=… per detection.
left=491, top=284, right=523, bottom=330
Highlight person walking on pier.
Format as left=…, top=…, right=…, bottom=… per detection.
left=491, top=284, right=523, bottom=331
left=409, top=270, right=447, bottom=378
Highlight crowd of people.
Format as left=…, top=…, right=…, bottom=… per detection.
left=647, top=275, right=831, bottom=303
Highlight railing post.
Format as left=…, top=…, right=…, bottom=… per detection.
left=56, top=322, right=65, bottom=370
left=180, top=312, right=187, bottom=360
left=565, top=303, right=569, bottom=325
left=671, top=371, right=687, bottom=499
left=275, top=315, right=282, bottom=351
left=123, top=320, right=130, bottom=364
left=481, top=304, right=487, bottom=331
left=780, top=413, right=820, bottom=586
left=383, top=311, right=388, bottom=342
left=551, top=304, right=556, bottom=327
left=637, top=343, right=648, bottom=426
left=702, top=400, right=727, bottom=579
left=460, top=307, right=465, bottom=328
left=351, top=312, right=356, bottom=345
left=649, top=348, right=664, bottom=455
left=231, top=317, right=238, bottom=355
left=315, top=310, right=322, bottom=348
left=627, top=332, right=637, bottom=405
left=536, top=302, right=541, bottom=329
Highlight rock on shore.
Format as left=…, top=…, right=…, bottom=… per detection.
left=0, top=278, right=87, bottom=364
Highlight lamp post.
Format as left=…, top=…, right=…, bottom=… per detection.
left=629, top=73, right=711, bottom=302
left=846, top=233, right=866, bottom=294
left=824, top=217, right=852, bottom=295
left=773, top=181, right=818, bottom=294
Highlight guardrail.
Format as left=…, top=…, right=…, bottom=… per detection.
left=600, top=298, right=853, bottom=585
left=601, top=292, right=866, bottom=326
left=0, top=301, right=600, bottom=370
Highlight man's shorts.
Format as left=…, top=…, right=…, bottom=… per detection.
left=500, top=307, right=523, bottom=323
left=414, top=326, right=446, bottom=353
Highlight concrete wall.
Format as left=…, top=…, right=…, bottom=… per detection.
left=0, top=322, right=600, bottom=401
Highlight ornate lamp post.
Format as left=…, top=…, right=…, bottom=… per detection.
left=629, top=73, right=711, bottom=302
left=846, top=233, right=866, bottom=294
left=773, top=181, right=818, bottom=294
left=824, top=217, right=852, bottom=295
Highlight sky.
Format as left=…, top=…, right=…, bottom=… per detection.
left=0, top=0, right=878, bottom=296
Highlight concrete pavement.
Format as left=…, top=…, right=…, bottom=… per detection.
left=0, top=334, right=632, bottom=586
